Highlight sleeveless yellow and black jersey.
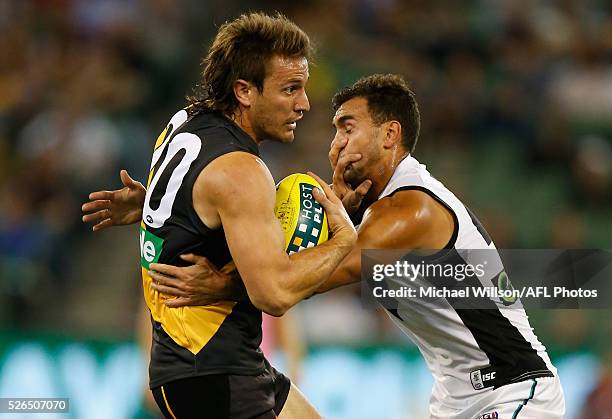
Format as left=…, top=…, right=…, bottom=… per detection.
left=139, top=108, right=265, bottom=388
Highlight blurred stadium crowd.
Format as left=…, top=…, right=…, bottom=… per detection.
left=0, top=0, right=611, bottom=415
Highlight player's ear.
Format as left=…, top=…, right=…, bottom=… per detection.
left=233, top=79, right=253, bottom=108
left=382, top=121, right=402, bottom=148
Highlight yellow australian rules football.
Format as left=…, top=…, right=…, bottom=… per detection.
left=274, top=173, right=329, bottom=254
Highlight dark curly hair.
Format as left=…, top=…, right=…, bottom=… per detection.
left=187, top=12, right=312, bottom=115
left=332, top=74, right=421, bottom=153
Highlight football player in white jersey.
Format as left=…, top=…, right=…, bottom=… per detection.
left=317, top=74, right=565, bottom=419
left=83, top=74, right=565, bottom=419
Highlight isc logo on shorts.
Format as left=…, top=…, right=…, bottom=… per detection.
left=477, top=412, right=498, bottom=419
left=471, top=369, right=497, bottom=390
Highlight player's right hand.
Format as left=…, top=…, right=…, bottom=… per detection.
left=328, top=136, right=347, bottom=168
left=81, top=170, right=146, bottom=231
left=149, top=255, right=245, bottom=308
left=333, top=153, right=372, bottom=215
left=329, top=136, right=372, bottom=215
left=307, top=171, right=357, bottom=248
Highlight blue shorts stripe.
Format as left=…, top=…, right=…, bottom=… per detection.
left=511, top=379, right=538, bottom=419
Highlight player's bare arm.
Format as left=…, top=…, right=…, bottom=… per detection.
left=314, top=188, right=455, bottom=294
left=142, top=152, right=451, bottom=303
left=144, top=143, right=372, bottom=305
left=150, top=187, right=455, bottom=305
left=194, top=151, right=356, bottom=316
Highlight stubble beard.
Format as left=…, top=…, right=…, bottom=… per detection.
left=343, top=164, right=364, bottom=188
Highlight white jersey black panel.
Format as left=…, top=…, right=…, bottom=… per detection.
left=375, top=156, right=556, bottom=410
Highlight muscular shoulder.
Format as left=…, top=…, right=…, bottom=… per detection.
left=197, top=152, right=276, bottom=212
left=359, top=189, right=454, bottom=249
left=368, top=189, right=432, bottom=215
left=364, top=189, right=439, bottom=225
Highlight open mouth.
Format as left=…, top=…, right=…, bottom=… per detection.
left=287, top=115, right=302, bottom=129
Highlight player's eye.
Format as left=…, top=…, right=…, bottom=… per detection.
left=284, top=86, right=297, bottom=94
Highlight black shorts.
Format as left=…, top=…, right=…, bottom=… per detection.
left=151, top=359, right=291, bottom=419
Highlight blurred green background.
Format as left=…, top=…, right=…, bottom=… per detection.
left=0, top=1, right=610, bottom=418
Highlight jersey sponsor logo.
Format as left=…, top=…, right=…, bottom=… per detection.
left=140, top=227, right=164, bottom=269
left=287, top=183, right=325, bottom=254
left=477, top=412, right=498, bottom=419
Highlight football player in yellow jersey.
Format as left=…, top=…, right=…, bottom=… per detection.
left=87, top=74, right=566, bottom=419
left=83, top=12, right=356, bottom=419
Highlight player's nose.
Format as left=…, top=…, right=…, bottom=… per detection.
left=295, top=90, right=310, bottom=112
left=332, top=130, right=347, bottom=145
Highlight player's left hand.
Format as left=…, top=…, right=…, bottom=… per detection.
left=149, top=254, right=244, bottom=308
left=81, top=170, right=146, bottom=231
